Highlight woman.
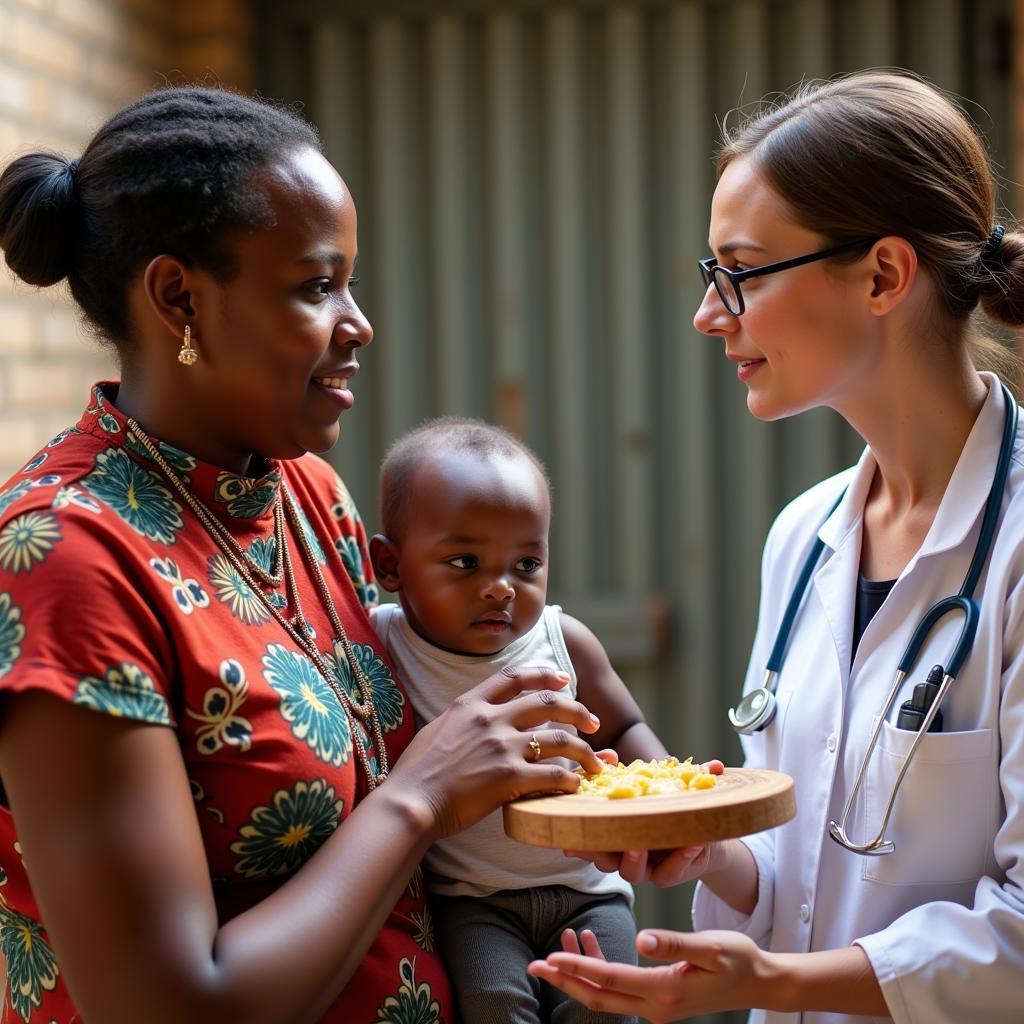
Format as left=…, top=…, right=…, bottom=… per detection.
left=530, top=71, right=1024, bottom=1023
left=0, top=88, right=605, bottom=1023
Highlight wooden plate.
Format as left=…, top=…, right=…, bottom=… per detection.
left=502, top=767, right=795, bottom=851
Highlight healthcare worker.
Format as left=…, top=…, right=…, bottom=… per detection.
left=529, top=70, right=1024, bottom=1023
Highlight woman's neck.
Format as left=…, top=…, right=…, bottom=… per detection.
left=841, top=344, right=988, bottom=580
left=115, top=373, right=256, bottom=476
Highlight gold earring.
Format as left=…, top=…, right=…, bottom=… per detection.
left=178, top=324, right=198, bottom=366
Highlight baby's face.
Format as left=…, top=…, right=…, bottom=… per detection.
left=393, top=451, right=549, bottom=655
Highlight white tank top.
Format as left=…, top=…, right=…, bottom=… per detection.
left=371, top=603, right=632, bottom=902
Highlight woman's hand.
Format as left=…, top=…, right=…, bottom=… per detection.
left=388, top=665, right=604, bottom=838
left=529, top=927, right=773, bottom=1023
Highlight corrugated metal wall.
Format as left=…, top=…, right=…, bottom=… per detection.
left=257, top=2, right=1011, bottom=1016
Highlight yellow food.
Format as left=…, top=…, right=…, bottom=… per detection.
left=575, top=756, right=718, bottom=799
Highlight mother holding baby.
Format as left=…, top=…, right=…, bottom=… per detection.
left=0, top=88, right=632, bottom=1023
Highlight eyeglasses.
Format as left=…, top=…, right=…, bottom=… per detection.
left=697, top=238, right=879, bottom=316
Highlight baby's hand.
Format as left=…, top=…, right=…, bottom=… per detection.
left=593, top=749, right=619, bottom=769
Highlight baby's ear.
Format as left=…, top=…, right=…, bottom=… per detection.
left=369, top=534, right=402, bottom=592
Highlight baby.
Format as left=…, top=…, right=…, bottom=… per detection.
left=369, top=416, right=668, bottom=1024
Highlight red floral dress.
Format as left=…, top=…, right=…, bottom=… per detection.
left=0, top=383, right=452, bottom=1023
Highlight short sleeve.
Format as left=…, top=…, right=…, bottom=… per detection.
left=0, top=503, right=176, bottom=727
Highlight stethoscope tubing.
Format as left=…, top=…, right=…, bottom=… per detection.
left=765, top=515, right=839, bottom=676
left=829, top=596, right=979, bottom=855
left=731, top=383, right=1019, bottom=855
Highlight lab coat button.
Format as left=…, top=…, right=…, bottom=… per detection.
left=799, top=903, right=811, bottom=922
left=826, top=734, right=837, bottom=752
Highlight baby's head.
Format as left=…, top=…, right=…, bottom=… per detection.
left=370, top=417, right=550, bottom=656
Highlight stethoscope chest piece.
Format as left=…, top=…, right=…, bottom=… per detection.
left=727, top=685, right=777, bottom=734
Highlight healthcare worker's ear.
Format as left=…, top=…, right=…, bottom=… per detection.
left=369, top=534, right=402, bottom=593
left=864, top=236, right=918, bottom=317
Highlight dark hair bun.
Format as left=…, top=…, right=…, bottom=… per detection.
left=979, top=230, right=1024, bottom=327
left=0, top=151, right=80, bottom=286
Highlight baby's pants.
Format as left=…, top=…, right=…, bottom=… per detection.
left=432, top=884, right=638, bottom=1024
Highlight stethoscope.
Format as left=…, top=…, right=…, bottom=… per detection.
left=728, top=383, right=1019, bottom=855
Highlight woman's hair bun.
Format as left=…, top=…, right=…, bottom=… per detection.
left=0, top=150, right=81, bottom=286
left=978, top=228, right=1024, bottom=328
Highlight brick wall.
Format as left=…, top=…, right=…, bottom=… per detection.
left=0, top=0, right=253, bottom=482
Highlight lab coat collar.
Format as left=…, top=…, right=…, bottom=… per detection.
left=816, top=372, right=1010, bottom=562
left=816, top=445, right=874, bottom=551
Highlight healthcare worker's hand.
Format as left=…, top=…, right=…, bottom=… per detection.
left=533, top=925, right=889, bottom=1020
left=562, top=759, right=726, bottom=887
left=529, top=926, right=771, bottom=1022
left=564, top=843, right=720, bottom=887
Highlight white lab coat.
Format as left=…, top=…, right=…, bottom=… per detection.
left=693, top=373, right=1024, bottom=1024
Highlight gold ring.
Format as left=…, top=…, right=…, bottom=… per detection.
left=528, top=734, right=542, bottom=762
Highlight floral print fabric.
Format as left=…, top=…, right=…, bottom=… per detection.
left=0, top=383, right=450, bottom=1023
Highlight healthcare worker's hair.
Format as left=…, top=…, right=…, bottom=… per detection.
left=716, top=69, right=1024, bottom=394
left=379, top=417, right=550, bottom=542
left=0, top=86, right=320, bottom=353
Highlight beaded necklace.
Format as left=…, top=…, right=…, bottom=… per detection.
left=126, top=419, right=389, bottom=788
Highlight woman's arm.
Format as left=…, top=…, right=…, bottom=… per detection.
left=0, top=666, right=603, bottom=1024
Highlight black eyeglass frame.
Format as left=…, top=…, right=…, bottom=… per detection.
left=698, top=238, right=880, bottom=315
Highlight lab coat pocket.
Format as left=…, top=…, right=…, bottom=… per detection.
left=861, top=720, right=995, bottom=885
